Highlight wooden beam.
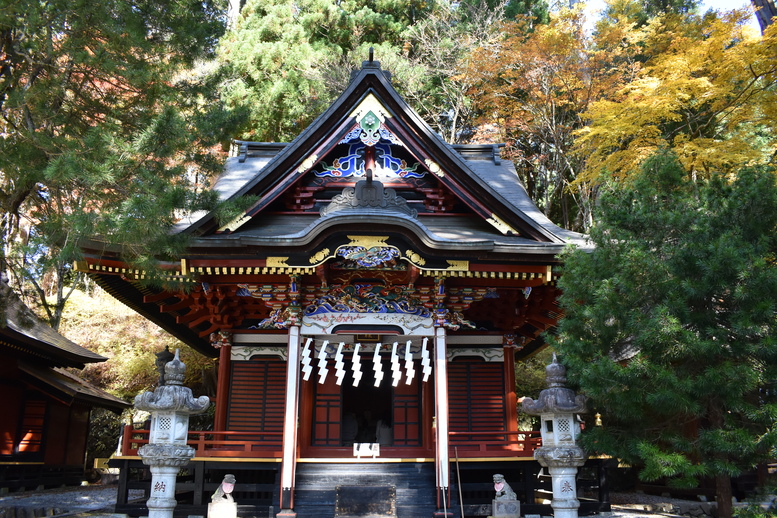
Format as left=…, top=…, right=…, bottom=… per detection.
left=176, top=308, right=209, bottom=324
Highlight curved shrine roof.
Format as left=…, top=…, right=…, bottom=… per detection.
left=174, top=58, right=589, bottom=257
left=0, top=282, right=106, bottom=368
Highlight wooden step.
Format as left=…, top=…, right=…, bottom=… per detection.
left=293, top=462, right=437, bottom=518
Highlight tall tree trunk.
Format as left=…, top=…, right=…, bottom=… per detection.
left=715, top=473, right=733, bottom=518
left=752, top=0, right=777, bottom=33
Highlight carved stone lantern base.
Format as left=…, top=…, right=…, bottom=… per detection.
left=138, top=427, right=197, bottom=518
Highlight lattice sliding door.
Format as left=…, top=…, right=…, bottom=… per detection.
left=392, top=364, right=422, bottom=446
left=311, top=364, right=342, bottom=446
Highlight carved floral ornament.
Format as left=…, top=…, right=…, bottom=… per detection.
left=231, top=277, right=500, bottom=331
left=306, top=237, right=428, bottom=268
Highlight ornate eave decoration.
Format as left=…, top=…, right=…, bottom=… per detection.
left=335, top=245, right=401, bottom=268
left=316, top=141, right=423, bottom=180
left=303, top=284, right=432, bottom=319
left=315, top=93, right=423, bottom=181
left=320, top=178, right=417, bottom=217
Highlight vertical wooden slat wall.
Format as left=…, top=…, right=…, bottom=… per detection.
left=227, top=358, right=287, bottom=439
left=448, top=360, right=507, bottom=441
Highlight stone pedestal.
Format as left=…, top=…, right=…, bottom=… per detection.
left=139, top=443, right=197, bottom=518
left=208, top=499, right=238, bottom=518
left=548, top=465, right=581, bottom=518
left=490, top=499, right=520, bottom=518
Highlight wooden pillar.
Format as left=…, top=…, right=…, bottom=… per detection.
left=279, top=325, right=302, bottom=518
left=434, top=326, right=451, bottom=514
left=503, top=344, right=518, bottom=435
left=214, top=338, right=232, bottom=431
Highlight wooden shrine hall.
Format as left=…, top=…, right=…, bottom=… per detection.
left=78, top=56, right=608, bottom=518
left=0, top=281, right=129, bottom=490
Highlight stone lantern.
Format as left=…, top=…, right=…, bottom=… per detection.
left=135, top=349, right=210, bottom=518
left=521, top=354, right=587, bottom=518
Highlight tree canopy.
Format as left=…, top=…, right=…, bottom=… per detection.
left=576, top=10, right=777, bottom=184
left=554, top=151, right=777, bottom=518
left=0, top=0, right=234, bottom=328
left=464, top=7, right=639, bottom=230
left=216, top=0, right=522, bottom=143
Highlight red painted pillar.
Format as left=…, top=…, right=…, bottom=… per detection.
left=503, top=342, right=518, bottom=438
left=213, top=334, right=232, bottom=432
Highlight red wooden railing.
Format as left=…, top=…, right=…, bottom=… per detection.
left=120, top=425, right=541, bottom=459
left=449, top=430, right=542, bottom=457
left=120, top=426, right=283, bottom=458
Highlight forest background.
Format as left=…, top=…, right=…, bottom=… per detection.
left=0, top=0, right=776, bottom=511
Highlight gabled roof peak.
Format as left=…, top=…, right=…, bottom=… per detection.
left=350, top=47, right=392, bottom=83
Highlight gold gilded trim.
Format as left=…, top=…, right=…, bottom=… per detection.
left=404, top=250, right=426, bottom=266
left=266, top=257, right=290, bottom=267
left=297, top=153, right=319, bottom=174
left=218, top=213, right=252, bottom=233
left=309, top=248, right=331, bottom=264
left=424, top=159, right=443, bottom=177
left=486, top=213, right=519, bottom=236
left=346, top=235, right=389, bottom=248
left=446, top=260, right=469, bottom=271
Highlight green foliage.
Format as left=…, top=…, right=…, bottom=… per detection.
left=735, top=494, right=777, bottom=518
left=515, top=347, right=555, bottom=430
left=216, top=0, right=508, bottom=144
left=217, top=0, right=430, bottom=142
left=0, top=0, right=239, bottom=328
left=86, top=408, right=124, bottom=467
left=515, top=347, right=555, bottom=401
left=60, top=289, right=217, bottom=400
left=554, top=151, right=777, bottom=507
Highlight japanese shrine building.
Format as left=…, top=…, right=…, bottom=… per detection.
left=0, top=281, right=128, bottom=490
left=78, top=57, right=606, bottom=518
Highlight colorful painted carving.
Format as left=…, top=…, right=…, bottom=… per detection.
left=250, top=307, right=294, bottom=330
left=339, top=124, right=402, bottom=146
left=209, top=330, right=233, bottom=348
left=304, top=284, right=431, bottom=317
left=359, top=111, right=382, bottom=146
left=317, top=142, right=423, bottom=179
left=335, top=246, right=400, bottom=268
left=434, top=308, right=475, bottom=331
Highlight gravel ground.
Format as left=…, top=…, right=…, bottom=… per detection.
left=0, top=485, right=144, bottom=518
left=0, top=485, right=694, bottom=518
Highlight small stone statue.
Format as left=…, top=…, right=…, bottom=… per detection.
left=493, top=474, right=516, bottom=501
left=211, top=474, right=236, bottom=502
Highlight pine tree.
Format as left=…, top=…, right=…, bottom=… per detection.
left=0, top=0, right=234, bottom=328
left=554, top=151, right=777, bottom=518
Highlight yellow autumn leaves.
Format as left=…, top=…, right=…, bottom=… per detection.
left=466, top=2, right=777, bottom=192
left=577, top=9, right=777, bottom=183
